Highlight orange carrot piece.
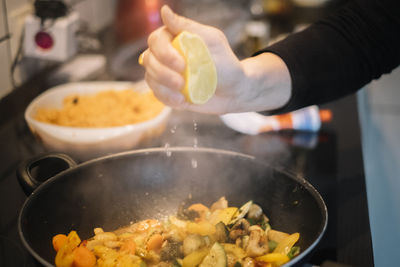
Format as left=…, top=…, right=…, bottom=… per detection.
left=146, top=233, right=163, bottom=251
left=120, top=239, right=136, bottom=254
left=52, top=234, right=68, bottom=252
left=72, top=246, right=96, bottom=267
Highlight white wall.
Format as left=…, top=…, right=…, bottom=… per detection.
left=357, top=67, right=400, bottom=267
left=0, top=0, right=12, bottom=98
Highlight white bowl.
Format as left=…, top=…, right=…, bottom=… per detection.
left=25, top=81, right=171, bottom=161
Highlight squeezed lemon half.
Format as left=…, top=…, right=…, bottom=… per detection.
left=172, top=31, right=217, bottom=104
left=139, top=31, right=217, bottom=105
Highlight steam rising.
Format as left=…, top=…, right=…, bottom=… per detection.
left=62, top=111, right=297, bottom=240
left=160, top=110, right=292, bottom=166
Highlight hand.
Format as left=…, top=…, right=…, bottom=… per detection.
left=141, top=5, right=292, bottom=114
left=142, top=5, right=245, bottom=114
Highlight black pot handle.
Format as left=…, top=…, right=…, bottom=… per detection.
left=16, top=153, right=77, bottom=195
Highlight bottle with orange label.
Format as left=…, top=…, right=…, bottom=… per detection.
left=220, top=105, right=332, bottom=135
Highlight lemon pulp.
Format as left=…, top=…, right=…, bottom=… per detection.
left=172, top=31, right=217, bottom=105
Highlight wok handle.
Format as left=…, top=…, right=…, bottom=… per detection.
left=16, top=153, right=77, bottom=195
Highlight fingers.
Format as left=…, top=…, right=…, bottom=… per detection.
left=142, top=24, right=188, bottom=108
left=145, top=73, right=186, bottom=108
left=142, top=49, right=186, bottom=107
left=160, top=5, right=229, bottom=59
left=141, top=5, right=232, bottom=113
left=161, top=5, right=205, bottom=36
left=142, top=49, right=184, bottom=91
left=147, top=26, right=185, bottom=72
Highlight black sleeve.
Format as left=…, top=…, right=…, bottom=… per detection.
left=256, top=0, right=400, bottom=114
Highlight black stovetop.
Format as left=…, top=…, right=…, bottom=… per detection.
left=0, top=73, right=373, bottom=266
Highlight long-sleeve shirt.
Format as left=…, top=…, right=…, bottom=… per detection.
left=257, top=0, right=400, bottom=113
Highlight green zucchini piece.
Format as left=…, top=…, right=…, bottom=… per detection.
left=199, top=242, right=227, bottom=267
left=287, top=246, right=300, bottom=259
left=215, top=222, right=229, bottom=243
left=172, top=258, right=183, bottom=267
left=233, top=262, right=242, bottom=267
left=246, top=218, right=257, bottom=225
left=229, top=201, right=253, bottom=225
left=261, top=221, right=270, bottom=231
left=268, top=240, right=277, bottom=251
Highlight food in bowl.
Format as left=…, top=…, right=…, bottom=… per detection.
left=25, top=81, right=171, bottom=160
left=52, top=197, right=300, bottom=267
left=35, top=89, right=164, bottom=127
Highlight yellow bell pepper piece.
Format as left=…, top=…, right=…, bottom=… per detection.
left=256, top=253, right=290, bottom=266
left=186, top=221, right=216, bottom=236
left=267, top=229, right=290, bottom=243
left=273, top=233, right=300, bottom=255
left=209, top=207, right=238, bottom=225
left=183, top=248, right=209, bottom=267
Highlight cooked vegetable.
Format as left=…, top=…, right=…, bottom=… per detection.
left=52, top=198, right=301, bottom=267
left=186, top=221, right=216, bottom=236
left=72, top=246, right=96, bottom=267
left=229, top=201, right=253, bottom=225
left=210, top=207, right=238, bottom=225
left=183, top=248, right=209, bottom=267
left=268, top=229, right=289, bottom=243
left=146, top=233, right=164, bottom=251
left=199, top=242, right=226, bottom=267
left=260, top=215, right=270, bottom=231
left=183, top=234, right=206, bottom=256
left=256, top=252, right=290, bottom=265
left=173, top=258, right=183, bottom=267
left=214, top=222, right=229, bottom=243
left=53, top=234, right=68, bottom=252
left=268, top=240, right=278, bottom=251
left=274, top=233, right=300, bottom=255
left=223, top=243, right=246, bottom=260
left=120, top=239, right=136, bottom=254
left=287, top=246, right=300, bottom=259
left=55, top=231, right=81, bottom=267
left=161, top=240, right=184, bottom=261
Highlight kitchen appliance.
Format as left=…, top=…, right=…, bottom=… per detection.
left=17, top=147, right=327, bottom=266
left=24, top=0, right=79, bottom=61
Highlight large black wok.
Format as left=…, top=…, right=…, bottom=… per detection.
left=17, top=147, right=327, bottom=266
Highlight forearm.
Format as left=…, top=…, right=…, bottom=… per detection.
left=238, top=53, right=292, bottom=112
left=256, top=0, right=400, bottom=114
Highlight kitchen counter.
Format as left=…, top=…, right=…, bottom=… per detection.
left=0, top=69, right=373, bottom=266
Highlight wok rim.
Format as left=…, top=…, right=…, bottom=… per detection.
left=18, top=147, right=328, bottom=267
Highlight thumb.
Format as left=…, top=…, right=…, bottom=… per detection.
left=161, top=5, right=203, bottom=35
